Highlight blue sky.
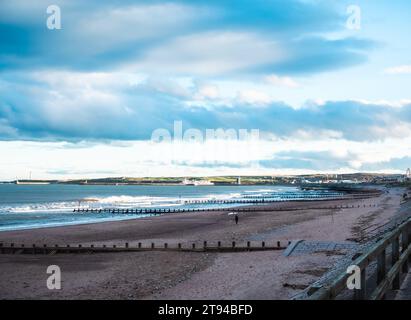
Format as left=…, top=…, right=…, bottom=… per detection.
left=0, top=0, right=411, bottom=179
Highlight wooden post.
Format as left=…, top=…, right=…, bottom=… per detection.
left=405, top=225, right=411, bottom=263
left=262, top=241, right=265, bottom=248
left=203, top=241, right=207, bottom=249
left=218, top=241, right=221, bottom=248
left=113, top=244, right=116, bottom=248
left=151, top=243, right=154, bottom=249
left=192, top=243, right=196, bottom=249
left=377, top=249, right=386, bottom=285
left=178, top=243, right=182, bottom=250
left=277, top=241, right=281, bottom=248
left=247, top=241, right=250, bottom=248
left=164, top=243, right=168, bottom=249
left=232, top=241, right=236, bottom=248
left=392, top=237, right=400, bottom=290
left=125, top=242, right=129, bottom=249
left=138, top=242, right=142, bottom=249
left=402, top=227, right=409, bottom=273
left=32, top=244, right=36, bottom=254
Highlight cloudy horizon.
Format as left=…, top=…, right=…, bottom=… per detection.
left=1, top=0, right=411, bottom=180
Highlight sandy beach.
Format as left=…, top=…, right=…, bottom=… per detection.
left=0, top=187, right=407, bottom=300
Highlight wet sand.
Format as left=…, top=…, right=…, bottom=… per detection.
left=0, top=187, right=405, bottom=299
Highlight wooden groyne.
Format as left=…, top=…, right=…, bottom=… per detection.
left=73, top=202, right=380, bottom=214
left=182, top=194, right=366, bottom=205
left=0, top=240, right=287, bottom=255
left=241, top=192, right=344, bottom=199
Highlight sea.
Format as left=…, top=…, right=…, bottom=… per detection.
left=0, top=184, right=343, bottom=231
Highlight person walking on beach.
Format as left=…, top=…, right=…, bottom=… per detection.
left=235, top=214, right=239, bottom=225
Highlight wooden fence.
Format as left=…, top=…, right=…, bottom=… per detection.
left=303, top=216, right=411, bottom=300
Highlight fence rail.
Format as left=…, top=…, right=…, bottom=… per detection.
left=302, top=216, right=411, bottom=300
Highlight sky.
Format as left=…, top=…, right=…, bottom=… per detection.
left=1, top=0, right=411, bottom=180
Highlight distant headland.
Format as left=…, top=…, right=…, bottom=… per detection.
left=4, top=172, right=411, bottom=186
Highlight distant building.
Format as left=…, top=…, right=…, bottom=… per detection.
left=406, top=168, right=411, bottom=180
left=182, top=178, right=214, bottom=186
left=237, top=177, right=241, bottom=185
left=375, top=174, right=407, bottom=183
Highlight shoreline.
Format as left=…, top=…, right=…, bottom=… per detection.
left=0, top=186, right=405, bottom=299
left=0, top=194, right=377, bottom=238
left=0, top=187, right=380, bottom=234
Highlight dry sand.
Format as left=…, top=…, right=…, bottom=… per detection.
left=0, top=187, right=405, bottom=299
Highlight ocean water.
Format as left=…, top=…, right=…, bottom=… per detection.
left=0, top=184, right=342, bottom=231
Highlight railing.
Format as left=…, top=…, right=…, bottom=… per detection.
left=303, top=217, right=411, bottom=300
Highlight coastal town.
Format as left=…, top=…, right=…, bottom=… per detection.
left=6, top=168, right=411, bottom=186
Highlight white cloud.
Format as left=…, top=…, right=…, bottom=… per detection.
left=237, top=89, right=273, bottom=105
left=2, top=130, right=411, bottom=180
left=128, top=31, right=284, bottom=76
left=369, top=121, right=411, bottom=139
left=265, top=74, right=299, bottom=88
left=353, top=99, right=411, bottom=108
left=194, top=84, right=221, bottom=100
left=75, top=4, right=212, bottom=53
left=30, top=72, right=125, bottom=120
left=384, top=65, right=411, bottom=74
left=142, top=77, right=192, bottom=99
left=291, top=129, right=343, bottom=140
left=31, top=70, right=144, bottom=89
